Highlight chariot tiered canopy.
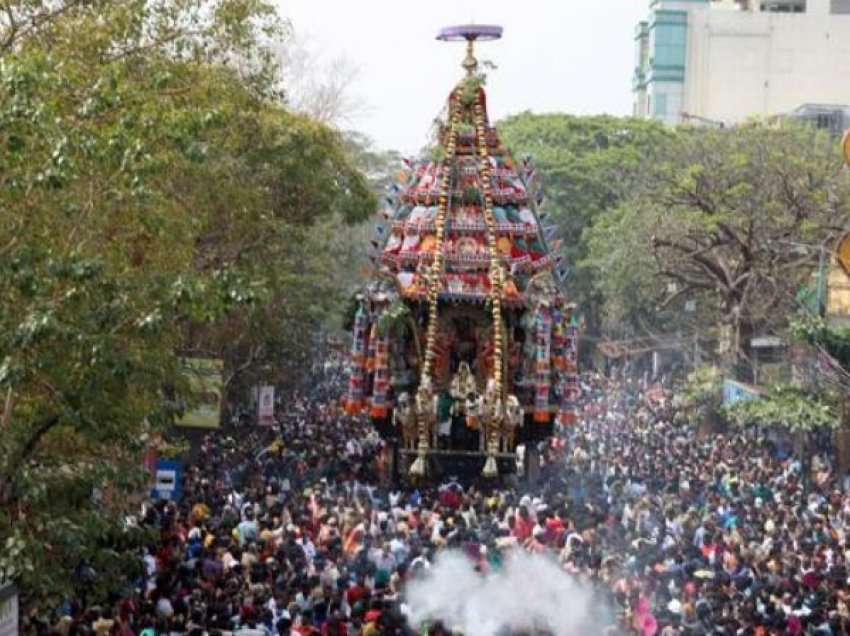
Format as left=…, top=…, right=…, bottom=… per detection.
left=345, top=25, right=579, bottom=477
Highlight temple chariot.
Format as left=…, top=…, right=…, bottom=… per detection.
left=344, top=25, right=579, bottom=479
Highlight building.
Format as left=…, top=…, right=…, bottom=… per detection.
left=789, top=103, right=850, bottom=136
left=634, top=0, right=850, bottom=126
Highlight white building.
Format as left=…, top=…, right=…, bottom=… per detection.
left=634, top=0, right=850, bottom=126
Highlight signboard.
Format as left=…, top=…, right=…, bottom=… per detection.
left=150, top=459, right=183, bottom=502
left=176, top=358, right=223, bottom=429
left=258, top=385, right=275, bottom=426
left=722, top=379, right=763, bottom=406
left=0, top=583, right=18, bottom=636
left=751, top=336, right=782, bottom=349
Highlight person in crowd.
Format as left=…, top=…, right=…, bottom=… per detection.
left=41, top=362, right=850, bottom=636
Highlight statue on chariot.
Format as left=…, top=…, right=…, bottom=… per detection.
left=344, top=25, right=580, bottom=479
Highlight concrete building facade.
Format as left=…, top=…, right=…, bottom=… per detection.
left=634, top=0, right=850, bottom=125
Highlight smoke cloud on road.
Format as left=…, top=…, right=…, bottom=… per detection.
left=403, top=550, right=606, bottom=636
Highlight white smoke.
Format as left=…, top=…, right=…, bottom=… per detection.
left=403, top=550, right=605, bottom=636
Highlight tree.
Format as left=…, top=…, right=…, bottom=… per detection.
left=586, top=123, right=850, bottom=373
left=678, top=365, right=723, bottom=418
left=497, top=113, right=672, bottom=339
left=724, top=384, right=840, bottom=432
left=0, top=0, right=374, bottom=614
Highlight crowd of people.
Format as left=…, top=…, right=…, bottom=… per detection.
left=40, top=365, right=850, bottom=636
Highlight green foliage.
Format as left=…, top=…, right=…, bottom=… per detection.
left=498, top=114, right=672, bottom=336
left=790, top=313, right=850, bottom=368
left=459, top=72, right=486, bottom=106
left=331, top=134, right=405, bottom=335
left=678, top=365, right=723, bottom=416
left=375, top=301, right=411, bottom=339
left=584, top=123, right=850, bottom=365
left=723, top=384, right=840, bottom=432
left=0, top=0, right=375, bottom=615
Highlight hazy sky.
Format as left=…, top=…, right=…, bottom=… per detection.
left=277, top=1, right=648, bottom=154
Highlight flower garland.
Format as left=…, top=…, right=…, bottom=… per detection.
left=419, top=92, right=460, bottom=385
left=411, top=90, right=459, bottom=477
left=472, top=93, right=504, bottom=393
left=473, top=91, right=507, bottom=478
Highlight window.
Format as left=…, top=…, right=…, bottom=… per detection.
left=815, top=113, right=833, bottom=129
left=654, top=93, right=668, bottom=117
left=832, top=0, right=850, bottom=13
left=653, top=24, right=687, bottom=67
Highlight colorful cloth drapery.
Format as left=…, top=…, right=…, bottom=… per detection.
left=534, top=306, right=552, bottom=423
left=551, top=309, right=567, bottom=372
left=344, top=303, right=369, bottom=415
left=369, top=326, right=391, bottom=419
left=558, top=321, right=580, bottom=425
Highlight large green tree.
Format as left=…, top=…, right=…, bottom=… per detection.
left=497, top=113, right=671, bottom=339
left=586, top=123, right=850, bottom=372
left=0, top=0, right=374, bottom=614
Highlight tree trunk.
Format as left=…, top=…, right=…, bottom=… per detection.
left=834, top=428, right=850, bottom=478
left=0, top=414, right=60, bottom=506
left=719, top=301, right=747, bottom=380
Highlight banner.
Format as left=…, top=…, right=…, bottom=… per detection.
left=258, top=385, right=275, bottom=426
left=176, top=358, right=223, bottom=429
left=722, top=379, right=763, bottom=406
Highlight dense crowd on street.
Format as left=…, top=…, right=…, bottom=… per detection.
left=36, top=364, right=850, bottom=636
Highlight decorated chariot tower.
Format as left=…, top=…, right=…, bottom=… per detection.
left=344, top=25, right=579, bottom=478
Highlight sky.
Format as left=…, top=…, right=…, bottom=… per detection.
left=277, top=1, right=648, bottom=154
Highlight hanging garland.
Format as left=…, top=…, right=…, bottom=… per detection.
left=411, top=90, right=460, bottom=477
left=472, top=93, right=504, bottom=393
left=419, top=92, right=460, bottom=385
left=473, top=90, right=507, bottom=478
